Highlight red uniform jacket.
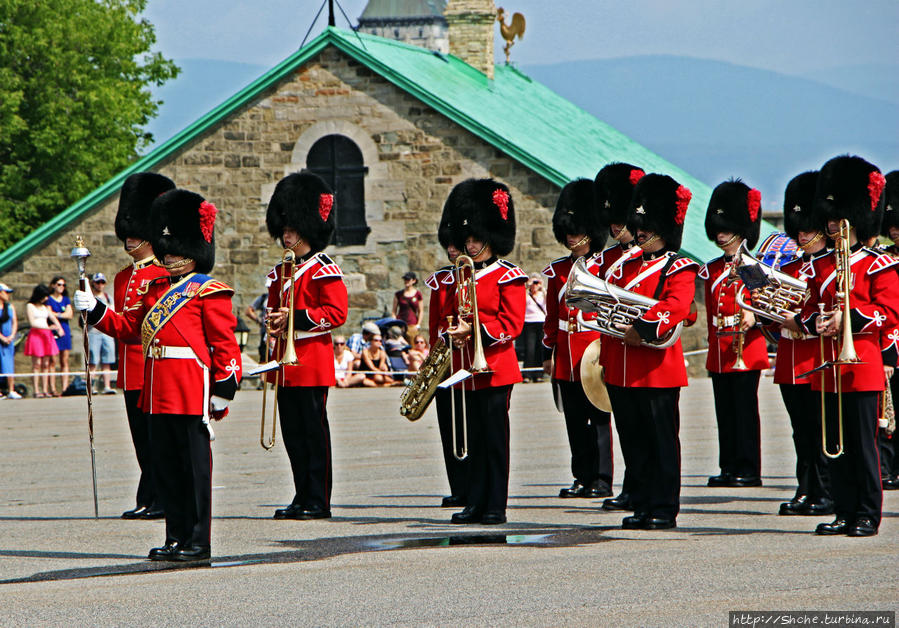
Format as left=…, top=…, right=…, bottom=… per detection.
left=700, top=256, right=770, bottom=373
left=113, top=256, right=169, bottom=391
left=92, top=273, right=242, bottom=417
left=264, top=253, right=348, bottom=387
left=426, top=265, right=455, bottom=347
left=601, top=251, right=698, bottom=388
left=542, top=254, right=602, bottom=381
left=798, top=245, right=899, bottom=392
left=445, top=259, right=526, bottom=390
left=772, top=254, right=820, bottom=386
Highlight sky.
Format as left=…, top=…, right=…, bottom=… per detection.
left=142, top=0, right=898, bottom=77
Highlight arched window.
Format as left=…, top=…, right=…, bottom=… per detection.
left=306, top=135, right=370, bottom=246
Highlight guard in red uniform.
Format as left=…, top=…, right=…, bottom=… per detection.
left=112, top=172, right=174, bottom=520
left=443, top=179, right=526, bottom=525
left=796, top=155, right=899, bottom=537
left=264, top=172, right=348, bottom=521
left=876, top=170, right=899, bottom=490
left=701, top=180, right=769, bottom=487
left=75, top=189, right=242, bottom=561
left=541, top=178, right=613, bottom=499
left=600, top=173, right=697, bottom=529
left=590, top=162, right=645, bottom=511
left=773, top=171, right=834, bottom=516
left=426, top=201, right=469, bottom=508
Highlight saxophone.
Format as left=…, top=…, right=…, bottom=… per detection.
left=399, top=337, right=452, bottom=421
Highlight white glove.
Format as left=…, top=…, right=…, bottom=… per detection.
left=73, top=289, right=97, bottom=312
left=210, top=395, right=230, bottom=411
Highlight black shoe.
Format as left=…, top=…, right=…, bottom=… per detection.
left=644, top=517, right=677, bottom=530
left=602, top=493, right=633, bottom=511
left=274, top=504, right=304, bottom=520
left=883, top=475, right=899, bottom=490
left=804, top=499, right=834, bottom=516
left=295, top=506, right=331, bottom=520
left=815, top=518, right=850, bottom=535
left=148, top=541, right=181, bottom=561
left=584, top=479, right=613, bottom=499
left=622, top=513, right=648, bottom=529
left=122, top=505, right=151, bottom=519
left=559, top=480, right=586, bottom=498
left=847, top=517, right=878, bottom=537
left=707, top=473, right=732, bottom=487
left=481, top=511, right=507, bottom=525
left=727, top=475, right=762, bottom=488
left=142, top=507, right=165, bottom=520
left=779, top=495, right=809, bottom=515
left=441, top=495, right=465, bottom=508
left=451, top=506, right=482, bottom=524
left=174, top=545, right=211, bottom=561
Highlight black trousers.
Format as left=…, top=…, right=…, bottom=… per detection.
left=779, top=383, right=831, bottom=502
left=435, top=387, right=470, bottom=499
left=876, top=373, right=899, bottom=478
left=823, top=391, right=882, bottom=525
left=150, top=414, right=212, bottom=548
left=277, top=386, right=332, bottom=510
left=555, top=379, right=613, bottom=486
left=124, top=390, right=158, bottom=509
left=710, top=370, right=762, bottom=477
left=606, top=384, right=681, bottom=519
left=462, top=385, right=513, bottom=515
left=521, top=322, right=544, bottom=382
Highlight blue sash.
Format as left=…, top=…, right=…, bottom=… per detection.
left=141, top=273, right=213, bottom=355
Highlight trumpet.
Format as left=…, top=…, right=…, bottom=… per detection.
left=259, top=249, right=299, bottom=450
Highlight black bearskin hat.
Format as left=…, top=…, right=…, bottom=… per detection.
left=266, top=172, right=336, bottom=253
left=553, top=178, right=607, bottom=253
left=881, top=171, right=899, bottom=239
left=114, top=172, right=175, bottom=243
left=438, top=191, right=459, bottom=250
left=446, top=178, right=516, bottom=257
left=816, top=155, right=886, bottom=242
left=783, top=171, right=821, bottom=242
left=705, top=179, right=763, bottom=250
left=151, top=189, right=218, bottom=274
left=594, top=162, right=645, bottom=227
left=626, top=173, right=691, bottom=252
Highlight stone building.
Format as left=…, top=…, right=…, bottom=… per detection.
left=357, top=0, right=449, bottom=53
left=0, top=0, right=764, bottom=375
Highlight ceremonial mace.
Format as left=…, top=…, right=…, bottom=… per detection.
left=71, top=236, right=99, bottom=518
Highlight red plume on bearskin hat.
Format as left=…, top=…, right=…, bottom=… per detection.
left=553, top=178, right=607, bottom=253
left=704, top=179, right=763, bottom=250
left=782, top=171, right=821, bottom=242
left=151, top=189, right=217, bottom=274
left=626, top=173, right=690, bottom=252
left=880, top=170, right=899, bottom=240
left=266, top=171, right=336, bottom=253
left=445, top=178, right=516, bottom=256
left=816, top=155, right=886, bottom=242
left=594, top=162, right=644, bottom=229
left=114, top=172, right=175, bottom=243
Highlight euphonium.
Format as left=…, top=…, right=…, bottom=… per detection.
left=259, top=249, right=299, bottom=450
left=564, top=257, right=683, bottom=349
left=734, top=248, right=808, bottom=325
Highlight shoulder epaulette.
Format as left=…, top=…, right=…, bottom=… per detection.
left=867, top=253, right=899, bottom=275
left=118, top=262, right=132, bottom=274
left=199, top=280, right=234, bottom=297
left=498, top=261, right=527, bottom=284
left=667, top=256, right=699, bottom=276
left=698, top=263, right=710, bottom=280
left=317, top=252, right=335, bottom=265
left=311, top=254, right=343, bottom=280
left=427, top=268, right=453, bottom=291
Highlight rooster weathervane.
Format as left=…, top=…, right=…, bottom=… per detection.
left=496, top=7, right=525, bottom=64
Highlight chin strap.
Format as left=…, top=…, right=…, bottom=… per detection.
left=163, top=257, right=195, bottom=272
left=566, top=235, right=591, bottom=251
left=716, top=234, right=741, bottom=250
left=799, top=232, right=824, bottom=252
left=638, top=234, right=660, bottom=250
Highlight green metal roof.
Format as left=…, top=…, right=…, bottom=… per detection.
left=359, top=0, right=447, bottom=20
left=0, top=26, right=773, bottom=272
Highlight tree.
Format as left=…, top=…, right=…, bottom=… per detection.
left=0, top=0, right=178, bottom=249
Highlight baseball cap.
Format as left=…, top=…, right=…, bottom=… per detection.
left=0, top=282, right=12, bottom=293
left=92, top=272, right=107, bottom=283
left=362, top=321, right=380, bottom=335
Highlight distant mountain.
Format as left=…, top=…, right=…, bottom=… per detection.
left=521, top=56, right=899, bottom=209
left=145, top=55, right=898, bottom=212
left=800, top=63, right=899, bottom=105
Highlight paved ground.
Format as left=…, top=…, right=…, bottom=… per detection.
left=0, top=377, right=896, bottom=626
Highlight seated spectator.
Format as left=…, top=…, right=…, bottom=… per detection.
left=384, top=325, right=410, bottom=357
left=407, top=334, right=430, bottom=373
left=347, top=320, right=380, bottom=370
left=360, top=335, right=394, bottom=387
left=333, top=335, right=364, bottom=388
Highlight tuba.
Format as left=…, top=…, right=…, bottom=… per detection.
left=564, top=257, right=683, bottom=349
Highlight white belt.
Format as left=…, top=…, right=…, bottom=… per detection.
left=559, top=319, right=584, bottom=333
left=781, top=329, right=810, bottom=341
left=147, top=345, right=198, bottom=360
left=712, top=314, right=739, bottom=328
left=294, top=330, right=330, bottom=340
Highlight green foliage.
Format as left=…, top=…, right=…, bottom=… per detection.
left=0, top=0, right=178, bottom=249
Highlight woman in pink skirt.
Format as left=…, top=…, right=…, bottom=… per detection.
left=24, top=284, right=62, bottom=398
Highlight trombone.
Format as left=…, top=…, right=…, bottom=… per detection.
left=259, top=249, right=300, bottom=450
left=447, top=255, right=489, bottom=461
